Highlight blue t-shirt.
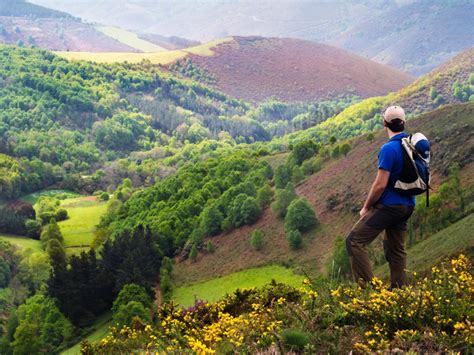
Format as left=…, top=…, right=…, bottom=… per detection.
left=377, top=132, right=416, bottom=206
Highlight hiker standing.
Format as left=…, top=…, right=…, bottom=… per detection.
left=345, top=105, right=430, bottom=289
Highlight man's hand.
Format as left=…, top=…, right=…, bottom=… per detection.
left=361, top=169, right=390, bottom=215
left=359, top=206, right=370, bottom=218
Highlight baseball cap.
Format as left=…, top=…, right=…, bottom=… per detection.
left=383, top=106, right=406, bottom=123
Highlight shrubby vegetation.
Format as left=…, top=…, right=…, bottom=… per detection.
left=81, top=254, right=473, bottom=353
left=112, top=284, right=152, bottom=327
left=408, top=165, right=469, bottom=246
left=249, top=229, right=265, bottom=251
left=284, top=198, right=317, bottom=232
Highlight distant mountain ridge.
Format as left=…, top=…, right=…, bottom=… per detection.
left=333, top=1, right=474, bottom=76
left=30, top=0, right=474, bottom=76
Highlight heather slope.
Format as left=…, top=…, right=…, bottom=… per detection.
left=179, top=36, right=414, bottom=103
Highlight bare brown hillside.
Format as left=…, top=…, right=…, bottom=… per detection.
left=181, top=36, right=414, bottom=103
left=173, top=103, right=474, bottom=286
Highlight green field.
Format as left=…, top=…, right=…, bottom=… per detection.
left=96, top=26, right=167, bottom=53
left=172, top=264, right=305, bottom=307
left=56, top=37, right=232, bottom=64
left=375, top=213, right=474, bottom=277
left=21, top=189, right=80, bottom=204
left=62, top=312, right=112, bottom=355
left=0, top=234, right=42, bottom=251
left=58, top=197, right=108, bottom=253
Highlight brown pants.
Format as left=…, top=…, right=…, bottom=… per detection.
left=346, top=204, right=414, bottom=289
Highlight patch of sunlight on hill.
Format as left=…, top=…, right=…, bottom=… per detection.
left=172, top=264, right=305, bottom=307
left=56, top=37, right=233, bottom=64
left=96, top=26, right=167, bottom=53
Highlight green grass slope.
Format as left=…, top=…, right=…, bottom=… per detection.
left=172, top=265, right=305, bottom=307
left=58, top=197, right=107, bottom=254
left=0, top=234, right=42, bottom=251
left=375, top=213, right=474, bottom=278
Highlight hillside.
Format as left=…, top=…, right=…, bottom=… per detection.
left=171, top=36, right=414, bottom=103
left=173, top=102, right=474, bottom=285
left=332, top=1, right=474, bottom=76
left=281, top=46, right=474, bottom=147
left=0, top=0, right=191, bottom=53
left=0, top=0, right=138, bottom=52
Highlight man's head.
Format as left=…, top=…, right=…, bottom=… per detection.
left=383, top=105, right=406, bottom=133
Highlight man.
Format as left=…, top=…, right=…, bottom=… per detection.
left=346, top=105, right=415, bottom=289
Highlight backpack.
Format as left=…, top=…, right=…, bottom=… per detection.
left=393, top=133, right=431, bottom=206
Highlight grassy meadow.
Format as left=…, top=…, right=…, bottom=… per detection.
left=0, top=233, right=42, bottom=251
left=171, top=264, right=305, bottom=307
left=96, top=26, right=167, bottom=53
left=14, top=191, right=108, bottom=255
left=56, top=37, right=232, bottom=64
left=58, top=197, right=108, bottom=254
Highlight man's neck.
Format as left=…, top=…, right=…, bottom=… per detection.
left=387, top=130, right=402, bottom=139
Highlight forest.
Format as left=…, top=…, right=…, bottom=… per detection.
left=0, top=45, right=358, bottom=199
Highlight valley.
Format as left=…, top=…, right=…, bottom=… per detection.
left=0, top=1, right=472, bottom=353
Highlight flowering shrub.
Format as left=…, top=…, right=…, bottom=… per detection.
left=81, top=255, right=473, bottom=354
left=331, top=254, right=473, bottom=352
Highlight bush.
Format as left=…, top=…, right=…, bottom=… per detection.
left=291, top=166, right=304, bottom=184
left=206, top=240, right=216, bottom=253
left=249, top=230, right=264, bottom=251
left=287, top=230, right=302, bottom=250
left=230, top=194, right=261, bottom=227
left=290, top=139, right=319, bottom=165
left=99, top=192, right=109, bottom=201
left=112, top=301, right=150, bottom=327
left=281, top=329, right=310, bottom=350
left=160, top=270, right=172, bottom=302
left=112, top=284, right=152, bottom=315
left=285, top=198, right=317, bottom=232
left=328, top=236, right=351, bottom=280
left=25, top=219, right=41, bottom=239
left=189, top=244, right=198, bottom=262
left=301, top=156, right=322, bottom=176
left=256, top=184, right=274, bottom=208
left=274, top=164, right=292, bottom=189
left=271, top=183, right=296, bottom=218
left=54, top=208, right=68, bottom=221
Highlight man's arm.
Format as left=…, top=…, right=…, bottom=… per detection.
left=360, top=169, right=390, bottom=217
